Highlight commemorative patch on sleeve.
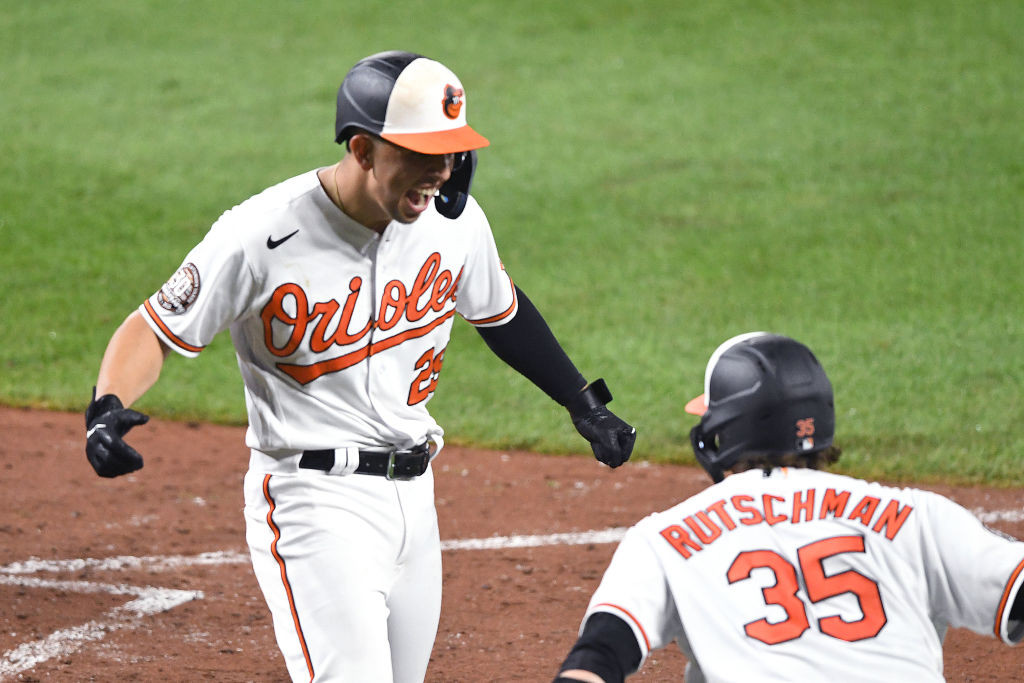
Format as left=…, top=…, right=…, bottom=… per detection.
left=157, top=262, right=201, bottom=313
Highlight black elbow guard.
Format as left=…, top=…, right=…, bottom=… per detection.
left=557, top=612, right=642, bottom=683
left=1010, top=585, right=1024, bottom=642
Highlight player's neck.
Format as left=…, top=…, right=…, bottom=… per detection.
left=321, top=161, right=390, bottom=234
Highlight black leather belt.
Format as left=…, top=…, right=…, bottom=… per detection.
left=299, top=442, right=431, bottom=480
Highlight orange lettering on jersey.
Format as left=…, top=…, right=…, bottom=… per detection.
left=408, top=345, right=447, bottom=405
left=847, top=495, right=881, bottom=527
left=260, top=254, right=461, bottom=384
left=668, top=491, right=913, bottom=555
left=431, top=268, right=455, bottom=310
left=684, top=512, right=722, bottom=544
left=792, top=489, right=815, bottom=523
left=330, top=277, right=374, bottom=346
left=278, top=311, right=456, bottom=384
left=732, top=495, right=764, bottom=525
left=309, top=300, right=341, bottom=353
left=310, top=279, right=374, bottom=352
left=819, top=488, right=850, bottom=519
left=261, top=283, right=309, bottom=357
left=660, top=524, right=702, bottom=559
left=263, top=278, right=375, bottom=357
left=379, top=254, right=457, bottom=330
left=405, top=253, right=449, bottom=322
left=706, top=499, right=738, bottom=530
left=871, top=499, right=914, bottom=540
left=378, top=280, right=408, bottom=331
left=763, top=494, right=788, bottom=525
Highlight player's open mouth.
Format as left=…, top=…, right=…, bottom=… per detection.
left=406, top=187, right=436, bottom=214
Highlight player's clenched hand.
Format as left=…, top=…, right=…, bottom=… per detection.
left=566, top=379, right=636, bottom=468
left=85, top=388, right=149, bottom=478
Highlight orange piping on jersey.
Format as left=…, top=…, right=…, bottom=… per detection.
left=262, top=475, right=315, bottom=681
left=593, top=602, right=651, bottom=652
left=142, top=300, right=205, bottom=353
left=277, top=309, right=457, bottom=384
left=465, top=278, right=517, bottom=326
left=994, top=557, right=1024, bottom=640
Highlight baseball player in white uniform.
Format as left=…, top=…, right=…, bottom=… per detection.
left=84, top=51, right=636, bottom=682
left=555, top=333, right=1024, bottom=683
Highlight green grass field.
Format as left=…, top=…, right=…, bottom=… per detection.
left=2, top=1, right=1022, bottom=485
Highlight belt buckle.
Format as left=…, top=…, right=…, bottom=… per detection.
left=385, top=443, right=430, bottom=481
left=386, top=449, right=412, bottom=481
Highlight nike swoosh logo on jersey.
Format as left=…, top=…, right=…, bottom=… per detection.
left=266, top=230, right=300, bottom=249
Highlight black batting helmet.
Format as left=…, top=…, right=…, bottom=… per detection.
left=685, top=333, right=835, bottom=483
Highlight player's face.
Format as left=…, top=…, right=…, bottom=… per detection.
left=367, top=138, right=460, bottom=225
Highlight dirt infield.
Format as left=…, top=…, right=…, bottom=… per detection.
left=2, top=406, right=1022, bottom=681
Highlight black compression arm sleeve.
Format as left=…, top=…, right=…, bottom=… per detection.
left=475, top=286, right=586, bottom=406
left=1010, top=582, right=1024, bottom=642
left=557, top=612, right=643, bottom=683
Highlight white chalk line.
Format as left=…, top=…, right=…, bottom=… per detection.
left=440, top=527, right=630, bottom=551
left=0, top=549, right=250, bottom=576
left=0, top=531, right=629, bottom=679
left=3, top=505, right=1019, bottom=578
left=974, top=507, right=1024, bottom=524
left=0, top=531, right=631, bottom=578
left=0, top=577, right=201, bottom=679
left=1, top=506, right=1020, bottom=678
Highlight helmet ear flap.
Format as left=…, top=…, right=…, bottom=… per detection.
left=435, top=149, right=477, bottom=219
left=690, top=422, right=726, bottom=484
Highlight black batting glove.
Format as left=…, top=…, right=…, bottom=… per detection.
left=566, top=379, right=636, bottom=468
left=85, top=387, right=149, bottom=478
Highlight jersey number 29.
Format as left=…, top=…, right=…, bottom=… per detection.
left=408, top=347, right=446, bottom=405
left=727, top=534, right=887, bottom=645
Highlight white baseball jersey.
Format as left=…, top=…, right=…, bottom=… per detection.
left=583, top=467, right=1024, bottom=682
left=139, top=168, right=516, bottom=452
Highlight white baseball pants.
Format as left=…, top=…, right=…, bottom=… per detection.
left=243, top=462, right=441, bottom=682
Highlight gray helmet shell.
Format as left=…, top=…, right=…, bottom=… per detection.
left=335, top=51, right=421, bottom=145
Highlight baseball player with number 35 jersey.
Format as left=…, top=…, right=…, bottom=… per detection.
left=555, top=333, right=1023, bottom=683
left=85, top=51, right=636, bottom=682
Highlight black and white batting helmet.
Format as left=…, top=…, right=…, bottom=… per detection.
left=685, top=332, right=835, bottom=483
left=334, top=50, right=489, bottom=154
left=334, top=51, right=489, bottom=219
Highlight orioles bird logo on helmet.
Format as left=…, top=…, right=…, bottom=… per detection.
left=442, top=84, right=464, bottom=119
